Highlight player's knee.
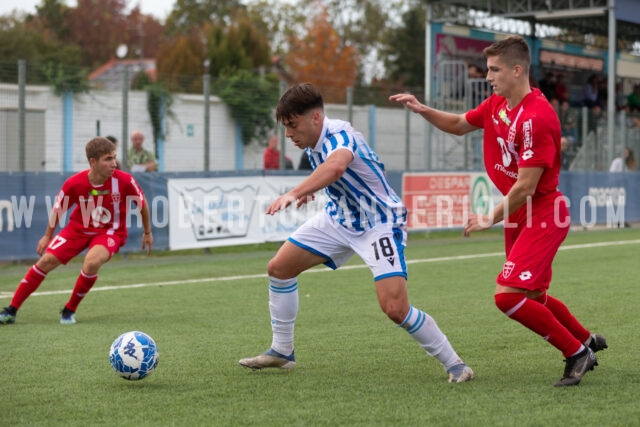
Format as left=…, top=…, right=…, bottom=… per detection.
left=494, top=292, right=526, bottom=314
left=380, top=302, right=407, bottom=324
left=267, top=258, right=287, bottom=279
left=36, top=253, right=61, bottom=273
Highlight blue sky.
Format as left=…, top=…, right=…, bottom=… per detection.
left=0, top=0, right=175, bottom=20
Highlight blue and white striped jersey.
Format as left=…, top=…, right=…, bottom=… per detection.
left=306, top=117, right=407, bottom=231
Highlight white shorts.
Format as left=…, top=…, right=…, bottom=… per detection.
left=288, top=211, right=408, bottom=281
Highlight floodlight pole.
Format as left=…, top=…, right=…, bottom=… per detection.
left=606, top=0, right=616, bottom=168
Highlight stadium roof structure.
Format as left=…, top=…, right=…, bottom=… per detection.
left=424, top=0, right=640, bottom=53
left=423, top=0, right=640, bottom=174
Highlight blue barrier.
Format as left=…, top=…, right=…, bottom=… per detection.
left=1, top=170, right=638, bottom=261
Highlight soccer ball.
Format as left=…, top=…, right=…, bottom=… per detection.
left=109, top=331, right=159, bottom=380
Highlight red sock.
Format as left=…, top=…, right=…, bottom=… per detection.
left=65, top=270, right=98, bottom=312
left=10, top=265, right=47, bottom=309
left=495, top=293, right=582, bottom=357
left=533, top=293, right=591, bottom=343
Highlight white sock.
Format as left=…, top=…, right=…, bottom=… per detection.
left=399, top=305, right=463, bottom=371
left=268, top=276, right=298, bottom=355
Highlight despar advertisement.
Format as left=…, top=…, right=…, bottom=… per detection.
left=167, top=176, right=328, bottom=250
left=402, top=172, right=502, bottom=230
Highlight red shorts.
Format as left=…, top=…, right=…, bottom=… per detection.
left=46, top=223, right=126, bottom=265
left=497, top=193, right=569, bottom=291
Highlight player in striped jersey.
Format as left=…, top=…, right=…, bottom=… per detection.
left=0, top=137, right=153, bottom=325
left=239, top=83, right=473, bottom=383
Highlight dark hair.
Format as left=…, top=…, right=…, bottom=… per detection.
left=483, top=35, right=531, bottom=72
left=86, top=137, right=116, bottom=161
left=276, top=83, right=324, bottom=123
left=105, top=135, right=118, bottom=144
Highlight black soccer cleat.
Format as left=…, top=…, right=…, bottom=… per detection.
left=588, top=333, right=608, bottom=353
left=0, top=306, right=17, bottom=325
left=554, top=347, right=597, bottom=387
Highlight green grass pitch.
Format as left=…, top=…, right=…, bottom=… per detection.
left=1, top=227, right=639, bottom=426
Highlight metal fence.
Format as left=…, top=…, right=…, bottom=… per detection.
left=1, top=59, right=637, bottom=174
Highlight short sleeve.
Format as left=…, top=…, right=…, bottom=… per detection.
left=465, top=97, right=491, bottom=129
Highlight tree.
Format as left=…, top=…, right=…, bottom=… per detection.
left=165, top=0, right=243, bottom=35
left=207, top=11, right=271, bottom=77
left=214, top=71, right=279, bottom=145
left=67, top=0, right=129, bottom=67
left=0, top=14, right=83, bottom=84
left=309, top=0, right=407, bottom=83
left=245, top=0, right=306, bottom=56
left=125, top=7, right=165, bottom=60
left=381, top=3, right=426, bottom=89
left=31, top=0, right=73, bottom=44
left=155, top=29, right=206, bottom=93
left=284, top=5, right=358, bottom=103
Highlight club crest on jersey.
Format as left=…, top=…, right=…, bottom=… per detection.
left=112, top=192, right=121, bottom=203
left=498, top=109, right=511, bottom=126
left=502, top=261, right=515, bottom=278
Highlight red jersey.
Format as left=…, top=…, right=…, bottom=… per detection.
left=53, top=169, right=145, bottom=237
left=465, top=88, right=561, bottom=198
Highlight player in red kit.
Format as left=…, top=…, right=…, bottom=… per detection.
left=390, top=35, right=606, bottom=386
left=0, top=137, right=153, bottom=325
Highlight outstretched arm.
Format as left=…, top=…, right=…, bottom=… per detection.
left=389, top=93, right=479, bottom=136
left=266, top=148, right=353, bottom=215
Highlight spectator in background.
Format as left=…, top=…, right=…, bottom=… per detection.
left=581, top=74, right=600, bottom=108
left=558, top=100, right=579, bottom=144
left=105, top=135, right=122, bottom=170
left=554, top=74, right=570, bottom=103
left=263, top=134, right=293, bottom=170
left=538, top=71, right=556, bottom=101
left=626, top=84, right=640, bottom=113
left=609, top=147, right=637, bottom=172
left=263, top=135, right=280, bottom=169
left=560, top=136, right=571, bottom=171
left=615, top=82, right=627, bottom=112
left=128, top=131, right=158, bottom=172
left=597, top=77, right=608, bottom=109
left=468, top=64, right=484, bottom=78
left=298, top=150, right=312, bottom=170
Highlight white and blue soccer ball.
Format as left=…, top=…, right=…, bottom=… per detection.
left=109, top=331, right=159, bottom=380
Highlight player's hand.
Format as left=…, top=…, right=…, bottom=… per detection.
left=142, top=232, right=153, bottom=255
left=266, top=194, right=297, bottom=215
left=296, top=194, right=315, bottom=208
left=36, top=235, right=51, bottom=256
left=463, top=214, right=492, bottom=237
left=388, top=93, right=426, bottom=114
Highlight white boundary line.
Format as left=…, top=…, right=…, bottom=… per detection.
left=2, top=239, right=639, bottom=299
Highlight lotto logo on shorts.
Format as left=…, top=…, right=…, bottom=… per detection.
left=502, top=261, right=515, bottom=278
left=519, top=271, right=532, bottom=281
left=108, top=238, right=115, bottom=247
